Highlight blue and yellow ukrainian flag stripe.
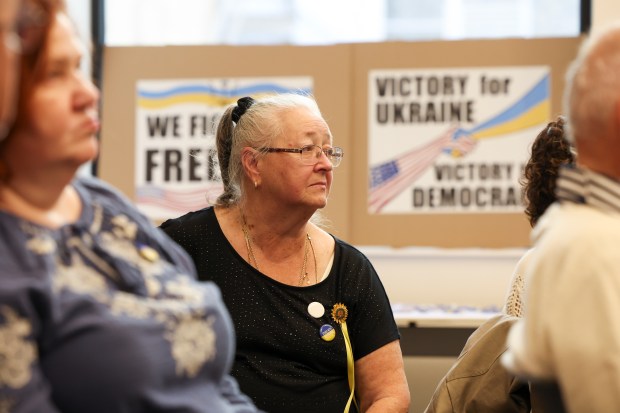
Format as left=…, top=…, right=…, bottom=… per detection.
left=137, top=83, right=312, bottom=109
left=472, top=99, right=549, bottom=139
left=453, top=74, right=550, bottom=141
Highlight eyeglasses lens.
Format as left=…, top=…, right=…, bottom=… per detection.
left=299, top=146, right=342, bottom=167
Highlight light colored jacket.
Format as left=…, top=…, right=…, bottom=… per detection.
left=424, top=314, right=530, bottom=413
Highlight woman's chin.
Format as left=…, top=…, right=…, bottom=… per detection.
left=85, top=138, right=99, bottom=157
left=72, top=143, right=99, bottom=169
left=311, top=199, right=328, bottom=210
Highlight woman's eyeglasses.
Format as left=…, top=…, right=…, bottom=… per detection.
left=263, top=144, right=344, bottom=167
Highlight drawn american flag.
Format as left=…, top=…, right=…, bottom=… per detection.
left=368, top=128, right=458, bottom=213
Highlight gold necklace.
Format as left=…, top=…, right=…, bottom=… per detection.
left=298, top=234, right=318, bottom=286
left=240, top=211, right=317, bottom=286
left=241, top=212, right=260, bottom=270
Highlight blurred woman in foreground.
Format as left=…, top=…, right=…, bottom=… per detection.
left=0, top=1, right=259, bottom=412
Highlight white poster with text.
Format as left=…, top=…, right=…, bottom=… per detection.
left=368, top=67, right=550, bottom=214
left=135, top=77, right=313, bottom=221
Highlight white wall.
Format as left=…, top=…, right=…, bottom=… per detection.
left=359, top=246, right=524, bottom=307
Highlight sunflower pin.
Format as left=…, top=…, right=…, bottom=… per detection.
left=331, top=303, right=348, bottom=324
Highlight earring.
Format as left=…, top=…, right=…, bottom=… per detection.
left=254, top=181, right=258, bottom=189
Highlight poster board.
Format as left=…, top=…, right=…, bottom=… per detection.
left=99, top=45, right=352, bottom=238
left=351, top=37, right=581, bottom=247
left=133, top=77, right=314, bottom=220
left=100, top=37, right=581, bottom=248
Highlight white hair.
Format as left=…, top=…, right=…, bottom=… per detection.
left=563, top=21, right=620, bottom=143
left=215, top=93, right=323, bottom=206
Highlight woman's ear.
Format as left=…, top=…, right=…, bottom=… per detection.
left=241, top=147, right=260, bottom=183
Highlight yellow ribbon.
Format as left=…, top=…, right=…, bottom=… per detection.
left=341, top=321, right=358, bottom=413
left=332, top=303, right=358, bottom=413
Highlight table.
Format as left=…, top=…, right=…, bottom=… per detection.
left=392, top=304, right=500, bottom=357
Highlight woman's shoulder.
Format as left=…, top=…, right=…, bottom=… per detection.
left=327, top=236, right=379, bottom=282
left=73, top=176, right=141, bottom=217
left=331, top=236, right=371, bottom=262
left=74, top=175, right=127, bottom=200
left=159, top=206, right=214, bottom=232
left=514, top=248, right=535, bottom=273
left=73, top=176, right=159, bottom=228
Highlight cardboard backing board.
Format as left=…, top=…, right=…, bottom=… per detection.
left=350, top=37, right=581, bottom=247
left=100, top=37, right=581, bottom=248
left=99, top=44, right=352, bottom=238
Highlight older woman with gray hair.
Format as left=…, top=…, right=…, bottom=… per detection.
left=162, top=93, right=410, bottom=413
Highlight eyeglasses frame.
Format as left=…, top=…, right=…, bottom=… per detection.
left=261, top=144, right=344, bottom=167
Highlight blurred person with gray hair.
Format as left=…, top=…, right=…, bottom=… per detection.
left=504, top=22, right=620, bottom=413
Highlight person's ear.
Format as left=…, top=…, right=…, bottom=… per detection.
left=241, top=146, right=260, bottom=183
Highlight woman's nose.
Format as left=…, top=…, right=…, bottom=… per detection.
left=73, top=72, right=99, bottom=110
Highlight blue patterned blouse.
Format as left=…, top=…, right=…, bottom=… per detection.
left=0, top=177, right=260, bottom=413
